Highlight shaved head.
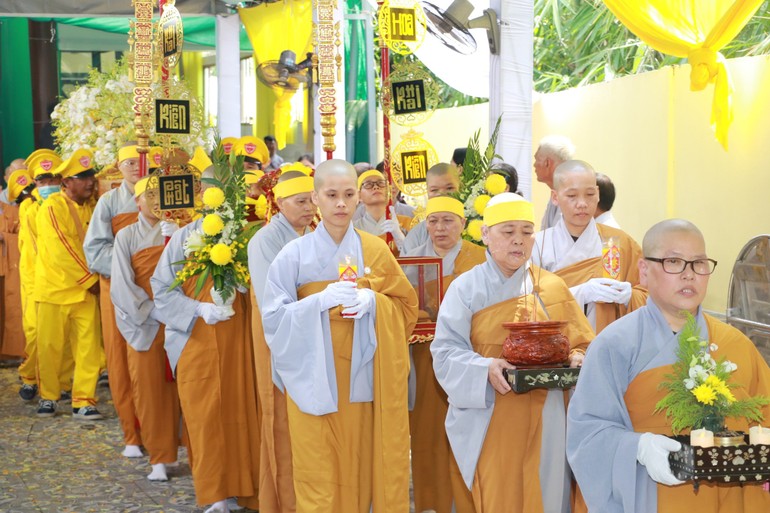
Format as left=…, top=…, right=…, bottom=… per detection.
left=642, top=219, right=705, bottom=256
left=552, top=160, right=596, bottom=190
left=277, top=170, right=306, bottom=183
left=427, top=162, right=453, bottom=178
left=314, top=159, right=357, bottom=190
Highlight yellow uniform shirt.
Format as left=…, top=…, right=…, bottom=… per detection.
left=18, top=198, right=39, bottom=293
left=34, top=192, right=97, bottom=304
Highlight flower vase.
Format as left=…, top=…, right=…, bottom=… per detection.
left=210, top=286, right=236, bottom=317
left=698, top=411, right=725, bottom=434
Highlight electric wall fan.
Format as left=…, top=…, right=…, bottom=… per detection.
left=422, top=0, right=499, bottom=55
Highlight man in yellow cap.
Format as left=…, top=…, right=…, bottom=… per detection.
left=221, top=137, right=238, bottom=156
left=0, top=168, right=35, bottom=360
left=262, top=159, right=418, bottom=513
left=16, top=150, right=75, bottom=402
left=110, top=176, right=181, bottom=482
left=232, top=135, right=269, bottom=172
left=35, top=148, right=104, bottom=419
left=431, top=193, right=593, bottom=513
left=401, top=196, right=485, bottom=513
left=84, top=142, right=148, bottom=455
left=247, top=170, right=316, bottom=511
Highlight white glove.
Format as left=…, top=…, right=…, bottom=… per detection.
left=341, top=288, right=375, bottom=319
left=160, top=221, right=180, bottom=237
left=637, top=433, right=685, bottom=486
left=319, top=280, right=359, bottom=311
left=613, top=280, right=632, bottom=305
left=571, top=278, right=629, bottom=304
left=195, top=302, right=233, bottom=325
left=380, top=207, right=406, bottom=245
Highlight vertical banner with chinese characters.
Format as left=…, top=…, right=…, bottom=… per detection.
left=313, top=0, right=342, bottom=158
left=129, top=0, right=155, bottom=163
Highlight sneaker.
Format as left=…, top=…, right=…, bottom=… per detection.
left=72, top=405, right=104, bottom=420
left=36, top=399, right=57, bottom=418
left=19, top=383, right=38, bottom=402
left=59, top=390, right=72, bottom=402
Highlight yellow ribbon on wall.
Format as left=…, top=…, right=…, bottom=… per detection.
left=601, top=0, right=763, bottom=149
left=239, top=1, right=313, bottom=149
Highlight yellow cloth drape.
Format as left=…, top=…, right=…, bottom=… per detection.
left=239, top=1, right=313, bottom=148
left=601, top=0, right=763, bottom=149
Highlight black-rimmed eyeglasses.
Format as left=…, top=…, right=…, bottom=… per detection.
left=361, top=180, right=388, bottom=190
left=644, top=257, right=717, bottom=275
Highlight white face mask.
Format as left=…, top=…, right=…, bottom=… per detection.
left=38, top=185, right=61, bottom=200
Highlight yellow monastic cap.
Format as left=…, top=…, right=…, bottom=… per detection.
left=148, top=147, right=164, bottom=169
left=232, top=136, right=269, bottom=165
left=55, top=149, right=96, bottom=179
left=134, top=177, right=151, bottom=198
left=357, top=169, right=385, bottom=189
left=118, top=145, right=140, bottom=163
left=7, top=169, right=34, bottom=202
left=245, top=170, right=264, bottom=184
left=221, top=137, right=238, bottom=155
left=273, top=176, right=314, bottom=199
left=426, top=196, right=465, bottom=219
left=188, top=147, right=213, bottom=173
left=483, top=193, right=535, bottom=227
left=26, top=150, right=62, bottom=179
left=280, top=162, right=313, bottom=176
left=25, top=148, right=55, bottom=168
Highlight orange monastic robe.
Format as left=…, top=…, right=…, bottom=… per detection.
left=128, top=246, right=181, bottom=464
left=627, top=316, right=770, bottom=512
left=410, top=240, right=486, bottom=513
left=0, top=203, right=25, bottom=357
left=177, top=278, right=260, bottom=509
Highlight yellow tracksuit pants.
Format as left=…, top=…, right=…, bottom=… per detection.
left=37, top=294, right=103, bottom=408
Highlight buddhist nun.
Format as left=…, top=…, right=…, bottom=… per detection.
left=567, top=219, right=770, bottom=513
left=110, top=177, right=181, bottom=482
left=431, top=193, right=593, bottom=513
left=532, top=160, right=646, bottom=333
left=402, top=196, right=485, bottom=513
left=403, top=163, right=460, bottom=253
left=262, top=159, right=418, bottom=513
left=247, top=170, right=316, bottom=512
left=352, top=169, right=411, bottom=253
left=150, top=167, right=260, bottom=513
left=83, top=142, right=143, bottom=456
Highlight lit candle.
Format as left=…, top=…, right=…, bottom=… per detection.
left=690, top=428, right=714, bottom=448
left=749, top=426, right=770, bottom=445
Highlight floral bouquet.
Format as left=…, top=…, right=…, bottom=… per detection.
left=655, top=313, right=770, bottom=434
left=52, top=58, right=213, bottom=167
left=451, top=118, right=504, bottom=243
left=169, top=142, right=258, bottom=306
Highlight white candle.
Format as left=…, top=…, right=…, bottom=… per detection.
left=690, top=428, right=714, bottom=448
left=749, top=425, right=770, bottom=445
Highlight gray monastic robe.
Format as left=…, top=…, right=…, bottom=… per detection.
left=541, top=200, right=561, bottom=230
left=84, top=181, right=137, bottom=277
left=403, top=219, right=428, bottom=253
left=431, top=254, right=571, bottom=512
left=150, top=218, right=202, bottom=372
left=262, top=222, right=377, bottom=416
left=567, top=300, right=709, bottom=512
left=110, top=215, right=164, bottom=351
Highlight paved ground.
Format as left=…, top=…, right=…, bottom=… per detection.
left=0, top=362, right=253, bottom=513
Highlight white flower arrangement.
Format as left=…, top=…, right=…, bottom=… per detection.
left=52, top=59, right=214, bottom=167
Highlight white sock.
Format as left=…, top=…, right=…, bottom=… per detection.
left=147, top=463, right=168, bottom=482
left=122, top=445, right=143, bottom=458
left=204, top=500, right=228, bottom=513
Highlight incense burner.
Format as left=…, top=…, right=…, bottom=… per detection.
left=501, top=321, right=570, bottom=366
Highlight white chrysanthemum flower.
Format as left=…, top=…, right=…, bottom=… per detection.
left=183, top=230, right=205, bottom=257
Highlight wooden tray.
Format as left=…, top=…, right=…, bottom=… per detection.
left=503, top=366, right=580, bottom=394
left=668, top=434, right=770, bottom=488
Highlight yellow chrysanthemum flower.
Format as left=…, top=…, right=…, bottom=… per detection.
left=692, top=384, right=717, bottom=405
left=474, top=194, right=491, bottom=216
left=466, top=219, right=484, bottom=241
left=202, top=214, right=224, bottom=236
left=202, top=187, right=225, bottom=209
left=254, top=195, right=268, bottom=219
left=210, top=243, right=233, bottom=266
left=485, top=173, right=507, bottom=195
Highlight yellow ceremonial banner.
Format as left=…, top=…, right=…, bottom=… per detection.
left=601, top=0, right=763, bottom=149
left=240, top=1, right=313, bottom=148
